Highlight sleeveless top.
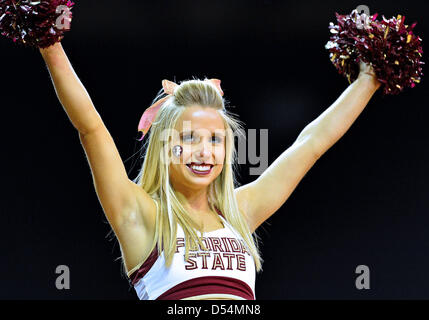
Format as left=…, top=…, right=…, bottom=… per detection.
left=127, top=200, right=256, bottom=300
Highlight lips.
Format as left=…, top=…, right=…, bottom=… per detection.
left=186, top=163, right=214, bottom=175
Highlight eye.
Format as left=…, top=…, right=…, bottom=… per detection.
left=182, top=133, right=201, bottom=143
left=212, top=135, right=223, bottom=143
left=183, top=134, right=194, bottom=142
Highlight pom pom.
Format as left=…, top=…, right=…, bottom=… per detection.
left=0, top=0, right=75, bottom=48
left=325, top=9, right=424, bottom=95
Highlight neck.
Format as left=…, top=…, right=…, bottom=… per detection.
left=177, top=187, right=212, bottom=214
left=188, top=190, right=211, bottom=212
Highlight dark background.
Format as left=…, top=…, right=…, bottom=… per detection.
left=1, top=0, right=428, bottom=299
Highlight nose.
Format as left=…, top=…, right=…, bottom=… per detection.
left=195, top=138, right=213, bottom=160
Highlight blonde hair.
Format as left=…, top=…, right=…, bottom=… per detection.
left=133, top=77, right=263, bottom=272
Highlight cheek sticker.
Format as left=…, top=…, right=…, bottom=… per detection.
left=172, top=145, right=183, bottom=157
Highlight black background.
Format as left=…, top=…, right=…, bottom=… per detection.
left=1, top=0, right=428, bottom=299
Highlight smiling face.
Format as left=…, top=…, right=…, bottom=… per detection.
left=169, top=105, right=226, bottom=193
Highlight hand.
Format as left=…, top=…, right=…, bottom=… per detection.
left=358, top=61, right=381, bottom=90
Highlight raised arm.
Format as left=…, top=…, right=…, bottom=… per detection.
left=236, top=62, right=381, bottom=233
left=39, top=43, right=102, bottom=135
left=301, top=62, right=382, bottom=157
left=39, top=43, right=156, bottom=271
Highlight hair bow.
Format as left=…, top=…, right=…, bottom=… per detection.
left=137, top=79, right=224, bottom=141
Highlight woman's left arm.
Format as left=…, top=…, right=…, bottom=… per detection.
left=303, top=62, right=381, bottom=158
left=236, top=62, right=381, bottom=233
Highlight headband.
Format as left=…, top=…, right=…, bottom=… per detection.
left=137, top=79, right=224, bottom=141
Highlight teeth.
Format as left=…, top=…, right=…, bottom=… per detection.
left=190, top=165, right=211, bottom=171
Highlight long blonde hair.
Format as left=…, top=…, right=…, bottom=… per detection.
left=133, top=77, right=263, bottom=272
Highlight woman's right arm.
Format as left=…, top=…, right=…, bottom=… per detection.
left=39, top=42, right=102, bottom=135
left=39, top=43, right=156, bottom=270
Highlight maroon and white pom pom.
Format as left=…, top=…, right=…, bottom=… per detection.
left=0, top=0, right=75, bottom=48
left=325, top=9, right=424, bottom=95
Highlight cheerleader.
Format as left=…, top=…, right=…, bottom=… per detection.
left=1, top=3, right=422, bottom=300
